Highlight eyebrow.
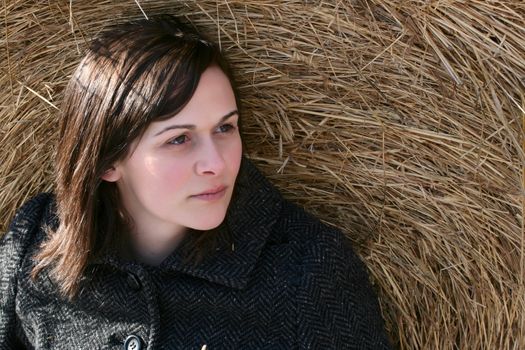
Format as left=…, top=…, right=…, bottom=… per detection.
left=154, top=110, right=239, bottom=137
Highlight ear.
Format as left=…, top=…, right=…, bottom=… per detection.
left=100, top=166, right=121, bottom=182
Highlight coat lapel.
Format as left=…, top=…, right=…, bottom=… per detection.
left=151, top=155, right=283, bottom=289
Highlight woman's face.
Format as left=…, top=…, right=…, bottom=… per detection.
left=102, top=65, right=243, bottom=248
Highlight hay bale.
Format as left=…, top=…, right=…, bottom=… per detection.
left=1, top=1, right=523, bottom=348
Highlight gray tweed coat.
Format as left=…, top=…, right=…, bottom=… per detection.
left=0, top=156, right=392, bottom=349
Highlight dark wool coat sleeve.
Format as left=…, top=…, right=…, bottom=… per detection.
left=296, top=223, right=392, bottom=349
left=0, top=194, right=48, bottom=349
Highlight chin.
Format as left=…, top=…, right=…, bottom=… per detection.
left=190, top=215, right=227, bottom=231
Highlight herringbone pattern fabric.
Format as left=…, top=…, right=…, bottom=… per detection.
left=0, top=156, right=392, bottom=349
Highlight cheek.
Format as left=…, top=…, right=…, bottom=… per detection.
left=139, top=155, right=192, bottom=194
left=226, top=139, right=243, bottom=172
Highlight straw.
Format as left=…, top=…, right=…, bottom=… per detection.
left=1, top=1, right=523, bottom=348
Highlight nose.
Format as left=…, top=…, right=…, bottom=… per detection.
left=195, top=137, right=226, bottom=176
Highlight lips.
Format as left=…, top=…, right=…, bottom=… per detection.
left=193, top=185, right=226, bottom=196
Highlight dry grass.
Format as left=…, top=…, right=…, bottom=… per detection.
left=1, top=1, right=524, bottom=349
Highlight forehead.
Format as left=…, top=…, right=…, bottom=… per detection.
left=151, top=67, right=237, bottom=126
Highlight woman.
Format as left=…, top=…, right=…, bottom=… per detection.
left=0, top=15, right=391, bottom=349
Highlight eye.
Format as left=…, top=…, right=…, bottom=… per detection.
left=218, top=123, right=236, bottom=133
left=167, top=134, right=188, bottom=146
left=166, top=123, right=237, bottom=147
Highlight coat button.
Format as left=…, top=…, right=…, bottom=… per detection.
left=123, top=334, right=142, bottom=350
left=126, top=273, right=141, bottom=291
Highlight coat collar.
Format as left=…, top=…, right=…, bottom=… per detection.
left=85, top=155, right=283, bottom=289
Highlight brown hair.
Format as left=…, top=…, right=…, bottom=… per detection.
left=30, top=14, right=245, bottom=301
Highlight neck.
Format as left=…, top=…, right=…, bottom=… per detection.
left=128, top=227, right=189, bottom=266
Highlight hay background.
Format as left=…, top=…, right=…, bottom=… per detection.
left=1, top=1, right=524, bottom=348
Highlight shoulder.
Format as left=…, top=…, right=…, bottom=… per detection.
left=1, top=192, right=57, bottom=314
left=275, top=200, right=392, bottom=348
left=275, top=198, right=359, bottom=267
left=273, top=198, right=374, bottom=292
left=1, top=192, right=56, bottom=258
